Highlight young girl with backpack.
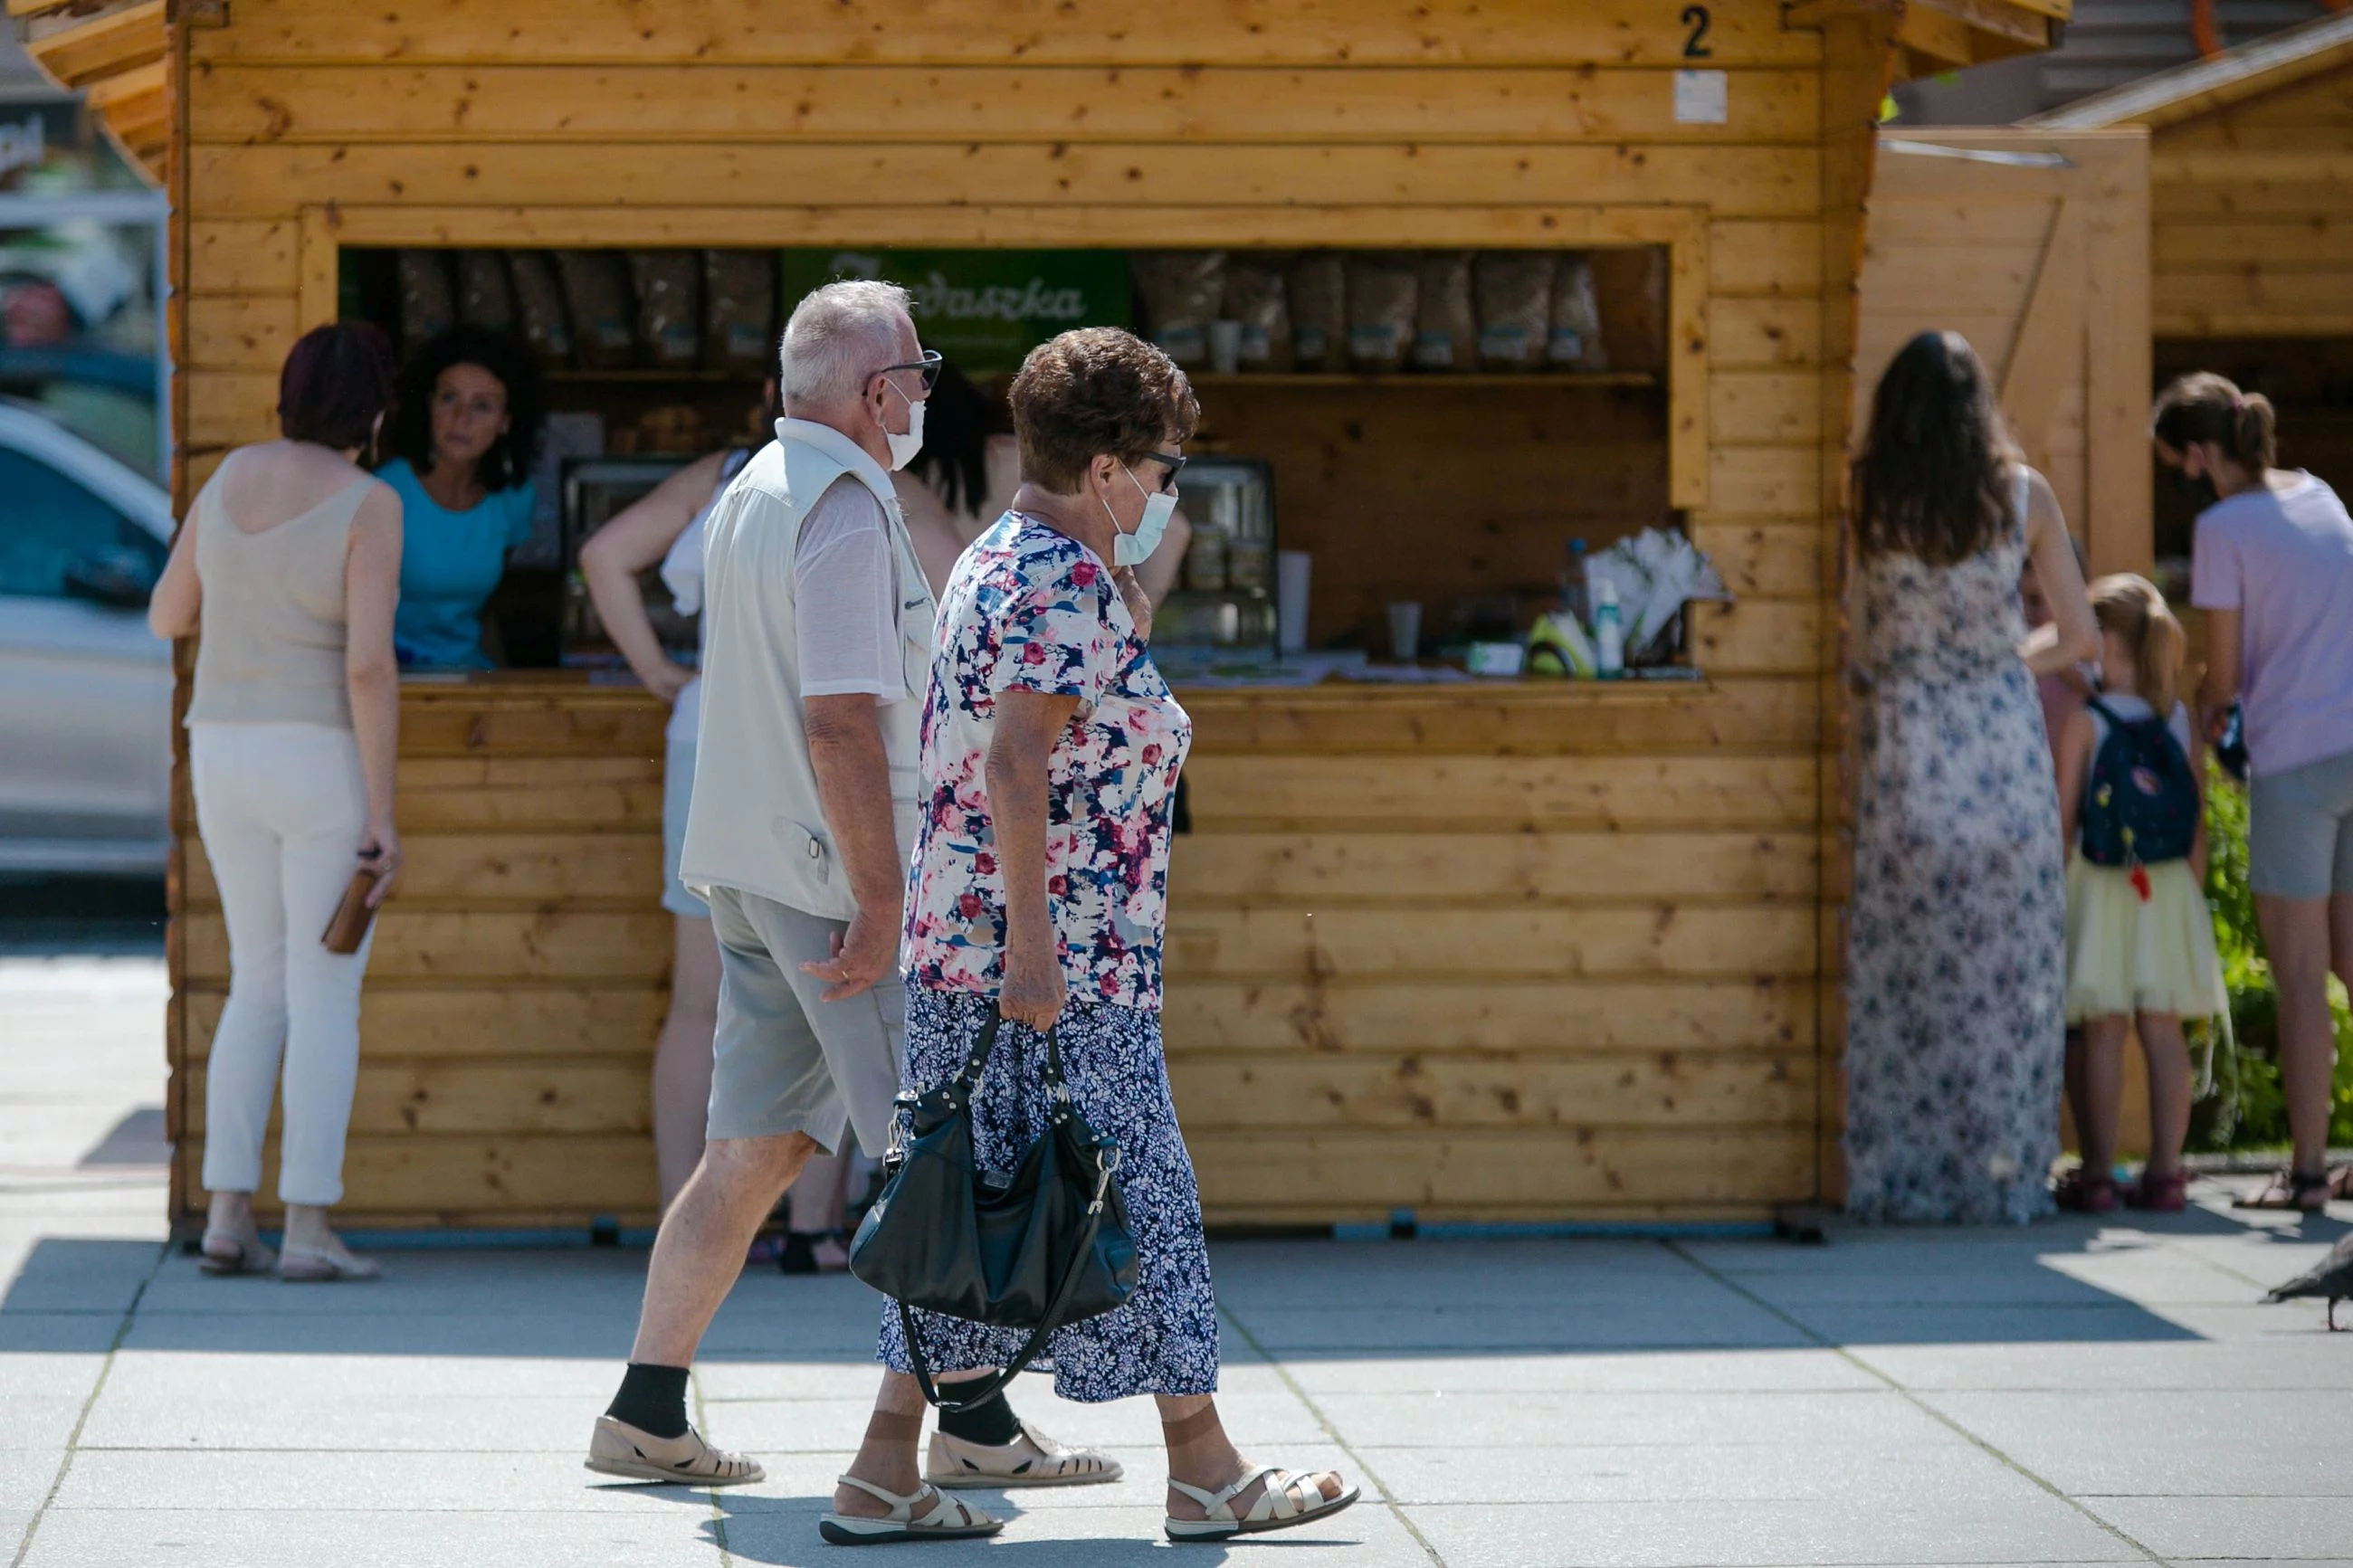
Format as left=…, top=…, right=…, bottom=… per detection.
left=2053, top=575, right=2228, bottom=1212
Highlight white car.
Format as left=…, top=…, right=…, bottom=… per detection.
left=0, top=403, right=173, bottom=875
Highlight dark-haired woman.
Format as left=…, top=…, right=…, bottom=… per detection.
left=894, top=361, right=1189, bottom=602
left=381, top=326, right=545, bottom=669
left=1843, top=330, right=2099, bottom=1224
left=2156, top=372, right=2353, bottom=1212
left=147, top=323, right=405, bottom=1281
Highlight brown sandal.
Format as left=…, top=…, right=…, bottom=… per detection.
left=2234, top=1170, right=2330, bottom=1212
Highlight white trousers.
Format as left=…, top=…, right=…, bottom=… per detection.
left=189, top=723, right=372, bottom=1206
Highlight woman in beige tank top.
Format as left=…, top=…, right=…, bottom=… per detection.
left=148, top=323, right=405, bottom=1282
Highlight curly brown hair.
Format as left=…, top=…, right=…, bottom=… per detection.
left=1853, top=330, right=2020, bottom=565
left=1009, top=327, right=1199, bottom=495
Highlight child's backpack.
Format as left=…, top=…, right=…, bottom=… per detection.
left=2081, top=697, right=2199, bottom=868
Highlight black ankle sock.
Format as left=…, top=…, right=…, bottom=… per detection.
left=936, top=1385, right=1023, bottom=1447
left=605, top=1363, right=691, bottom=1440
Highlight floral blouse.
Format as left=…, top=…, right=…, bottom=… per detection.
left=901, top=513, right=1193, bottom=1012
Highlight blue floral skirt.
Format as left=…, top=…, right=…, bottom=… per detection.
left=874, top=982, right=1220, bottom=1402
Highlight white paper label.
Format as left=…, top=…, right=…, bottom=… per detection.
left=1674, top=70, right=1729, bottom=126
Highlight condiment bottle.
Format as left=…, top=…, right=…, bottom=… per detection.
left=1593, top=576, right=1624, bottom=679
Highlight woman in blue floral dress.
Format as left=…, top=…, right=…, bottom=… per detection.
left=824, top=328, right=1356, bottom=1547
left=1843, top=332, right=2101, bottom=1224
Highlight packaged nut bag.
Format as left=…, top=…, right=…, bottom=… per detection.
left=1287, top=252, right=1347, bottom=371
left=1412, top=251, right=1475, bottom=373
left=702, top=250, right=776, bottom=377
left=455, top=252, right=516, bottom=334
left=1344, top=252, right=1418, bottom=372
left=395, top=250, right=456, bottom=356
left=507, top=251, right=575, bottom=367
left=628, top=251, right=702, bottom=369
left=1590, top=246, right=1669, bottom=375
left=553, top=250, right=636, bottom=369
left=1472, top=251, right=1555, bottom=371
left=1131, top=252, right=1226, bottom=367
left=1547, top=252, right=1608, bottom=372
left=1221, top=256, right=1292, bottom=372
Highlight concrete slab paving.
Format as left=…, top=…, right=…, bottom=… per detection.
left=10, top=954, right=2353, bottom=1565
left=1284, top=1348, right=1884, bottom=1394
left=1403, top=1494, right=2137, bottom=1567
left=16, top=1506, right=727, bottom=1568
left=2079, top=1495, right=2353, bottom=1559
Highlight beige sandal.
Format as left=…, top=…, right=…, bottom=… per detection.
left=585, top=1415, right=765, bottom=1487
left=196, top=1229, right=275, bottom=1277
left=276, top=1238, right=380, bottom=1282
left=925, top=1419, right=1122, bottom=1488
left=819, top=1475, right=1003, bottom=1545
left=1165, top=1464, right=1358, bottom=1543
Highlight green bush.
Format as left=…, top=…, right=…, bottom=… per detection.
left=2188, top=763, right=2353, bottom=1151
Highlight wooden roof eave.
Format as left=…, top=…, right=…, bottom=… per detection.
left=1785, top=0, right=2067, bottom=78
left=10, top=0, right=168, bottom=181
left=2023, top=7, right=2353, bottom=130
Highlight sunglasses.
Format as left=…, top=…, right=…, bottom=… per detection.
left=874, top=350, right=944, bottom=394
left=1137, top=451, right=1186, bottom=493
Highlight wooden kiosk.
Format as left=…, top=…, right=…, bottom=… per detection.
left=2031, top=9, right=2353, bottom=564
left=137, top=0, right=2070, bottom=1235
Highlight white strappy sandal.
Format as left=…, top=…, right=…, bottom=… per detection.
left=819, top=1475, right=1004, bottom=1546
left=1165, top=1464, right=1359, bottom=1543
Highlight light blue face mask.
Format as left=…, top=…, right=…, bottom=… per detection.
left=1106, top=462, right=1177, bottom=568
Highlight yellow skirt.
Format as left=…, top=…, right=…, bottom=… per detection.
left=2063, top=856, right=2228, bottom=1023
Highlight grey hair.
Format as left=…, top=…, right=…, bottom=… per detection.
left=778, top=280, right=914, bottom=409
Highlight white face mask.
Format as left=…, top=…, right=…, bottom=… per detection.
left=1104, top=463, right=1177, bottom=567
left=883, top=382, right=925, bottom=471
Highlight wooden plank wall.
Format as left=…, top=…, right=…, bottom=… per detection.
left=2150, top=68, right=2353, bottom=338
left=173, top=687, right=672, bottom=1225
left=1853, top=129, right=2153, bottom=577
left=170, top=0, right=1884, bottom=1227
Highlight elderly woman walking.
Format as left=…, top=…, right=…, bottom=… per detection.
left=819, top=328, right=1356, bottom=1546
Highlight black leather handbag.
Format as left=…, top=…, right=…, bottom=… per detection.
left=846, top=1008, right=1138, bottom=1411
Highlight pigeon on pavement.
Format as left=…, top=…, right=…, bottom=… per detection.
left=2264, top=1232, right=2353, bottom=1331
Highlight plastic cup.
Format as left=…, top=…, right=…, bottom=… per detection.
left=1386, top=601, right=1422, bottom=663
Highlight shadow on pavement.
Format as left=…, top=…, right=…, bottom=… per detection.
left=12, top=1219, right=2344, bottom=1361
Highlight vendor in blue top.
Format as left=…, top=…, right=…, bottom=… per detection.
left=378, top=326, right=545, bottom=670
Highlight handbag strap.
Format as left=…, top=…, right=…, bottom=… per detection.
left=941, top=1006, right=1072, bottom=1107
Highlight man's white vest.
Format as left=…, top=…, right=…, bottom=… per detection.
left=678, top=417, right=935, bottom=922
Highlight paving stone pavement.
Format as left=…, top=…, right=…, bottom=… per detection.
left=5, top=955, right=2351, bottom=1567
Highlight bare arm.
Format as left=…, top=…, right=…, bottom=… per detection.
left=578, top=451, right=724, bottom=705
left=987, top=688, right=1082, bottom=1030
left=147, top=488, right=205, bottom=641
left=2017, top=469, right=2100, bottom=676
left=2196, top=607, right=2242, bottom=744
left=796, top=693, right=906, bottom=1002
left=344, top=481, right=405, bottom=903
left=2054, top=708, right=2093, bottom=861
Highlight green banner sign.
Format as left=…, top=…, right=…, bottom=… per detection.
left=776, top=249, right=1130, bottom=375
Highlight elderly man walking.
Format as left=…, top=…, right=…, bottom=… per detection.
left=585, top=280, right=1111, bottom=1488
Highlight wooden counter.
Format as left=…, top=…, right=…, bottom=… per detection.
left=171, top=672, right=1824, bottom=1231
left=170, top=676, right=673, bottom=1231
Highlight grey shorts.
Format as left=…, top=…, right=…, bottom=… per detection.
left=703, top=884, right=905, bottom=1157
left=660, top=741, right=709, bottom=919
left=2249, top=744, right=2353, bottom=899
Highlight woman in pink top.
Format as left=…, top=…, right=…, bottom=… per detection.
left=2156, top=372, right=2353, bottom=1211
